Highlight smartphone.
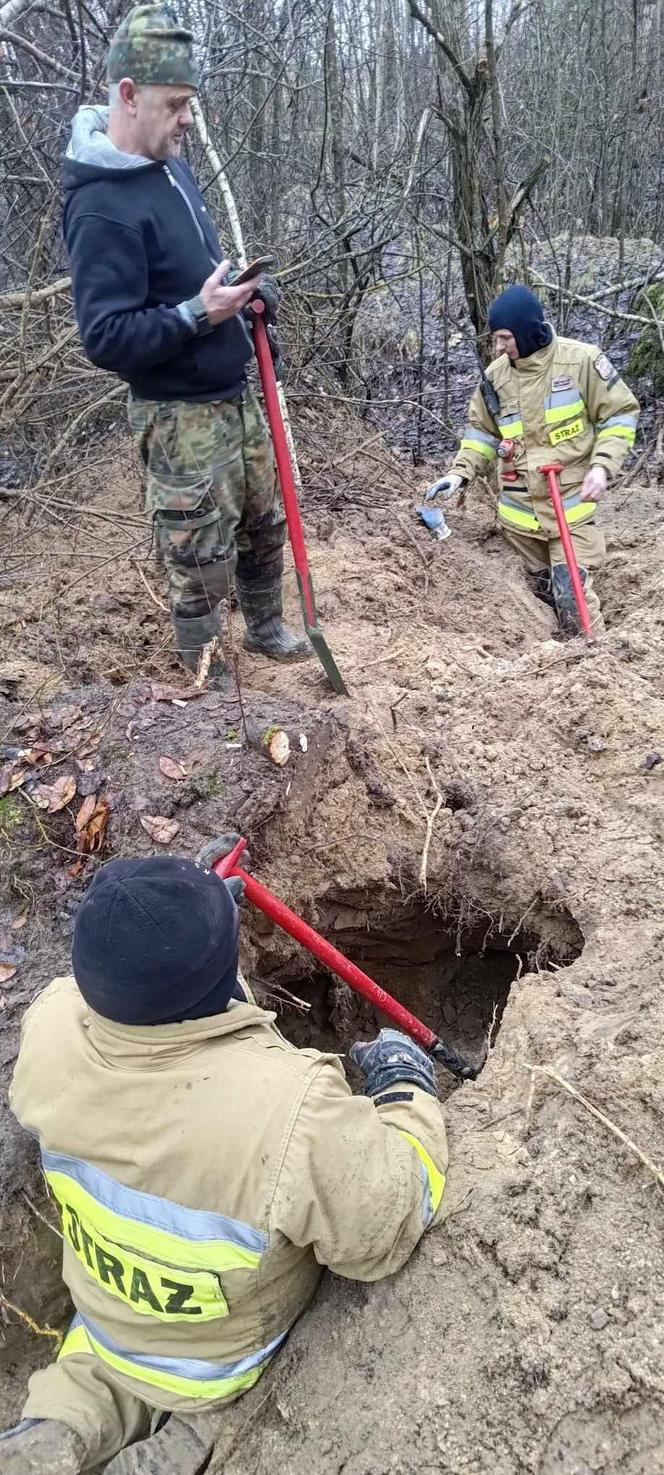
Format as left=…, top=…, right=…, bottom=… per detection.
left=233, top=254, right=277, bottom=285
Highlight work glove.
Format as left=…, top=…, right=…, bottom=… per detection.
left=416, top=504, right=452, bottom=542
left=265, top=322, right=285, bottom=380
left=581, top=465, right=608, bottom=503
left=425, top=473, right=463, bottom=501
left=196, top=831, right=250, bottom=905
left=250, top=275, right=280, bottom=326
left=350, top=1028, right=437, bottom=1099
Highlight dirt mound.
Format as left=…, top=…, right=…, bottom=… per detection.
left=1, top=402, right=664, bottom=1471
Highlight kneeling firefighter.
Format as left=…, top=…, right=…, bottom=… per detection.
left=428, top=285, right=639, bottom=635
left=1, top=835, right=447, bottom=1474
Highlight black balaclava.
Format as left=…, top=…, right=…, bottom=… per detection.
left=488, top=284, right=553, bottom=358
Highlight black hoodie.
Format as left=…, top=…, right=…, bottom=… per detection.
left=62, top=107, right=252, bottom=403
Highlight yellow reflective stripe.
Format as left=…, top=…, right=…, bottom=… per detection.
left=596, top=424, right=636, bottom=444
left=398, top=1130, right=445, bottom=1218
left=499, top=419, right=523, bottom=437
left=544, top=398, right=584, bottom=425
left=58, top=1322, right=90, bottom=1362
left=460, top=437, right=497, bottom=461
left=46, top=1171, right=261, bottom=1274
left=497, top=500, right=540, bottom=532
left=565, top=500, right=596, bottom=524
left=60, top=1200, right=228, bottom=1323
left=548, top=416, right=584, bottom=447
left=85, top=1326, right=268, bottom=1401
left=65, top=1316, right=281, bottom=1401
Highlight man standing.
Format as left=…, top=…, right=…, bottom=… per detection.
left=428, top=285, right=639, bottom=635
left=1, top=835, right=447, bottom=1474
left=62, top=5, right=309, bottom=676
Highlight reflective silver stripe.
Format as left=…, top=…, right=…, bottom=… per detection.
left=75, top=1312, right=286, bottom=1383
left=41, top=1150, right=267, bottom=1255
left=544, top=388, right=580, bottom=410
left=596, top=413, right=638, bottom=432
left=462, top=425, right=500, bottom=449
left=499, top=492, right=534, bottom=512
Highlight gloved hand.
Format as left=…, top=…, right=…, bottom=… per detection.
left=196, top=832, right=250, bottom=905
left=581, top=465, right=608, bottom=502
left=250, top=275, right=280, bottom=326
left=425, top=473, right=463, bottom=501
left=265, top=322, right=285, bottom=380
left=350, top=1028, right=437, bottom=1099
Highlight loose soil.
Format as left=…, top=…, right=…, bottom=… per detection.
left=1, top=394, right=664, bottom=1474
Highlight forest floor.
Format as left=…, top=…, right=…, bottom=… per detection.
left=1, top=387, right=664, bottom=1474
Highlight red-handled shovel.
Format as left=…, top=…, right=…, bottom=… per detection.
left=251, top=307, right=349, bottom=696
left=214, top=838, right=480, bottom=1082
left=539, top=462, right=594, bottom=638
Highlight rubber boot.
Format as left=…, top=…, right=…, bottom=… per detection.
left=238, top=576, right=311, bottom=662
left=0, top=1419, right=86, bottom=1474
left=103, top=1415, right=214, bottom=1475
left=531, top=567, right=555, bottom=609
left=172, top=610, right=229, bottom=687
left=551, top=562, right=594, bottom=637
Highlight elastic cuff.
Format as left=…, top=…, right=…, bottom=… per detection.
left=177, top=295, right=213, bottom=335
left=364, top=1065, right=437, bottom=1099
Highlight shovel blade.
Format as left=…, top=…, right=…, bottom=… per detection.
left=296, top=572, right=348, bottom=695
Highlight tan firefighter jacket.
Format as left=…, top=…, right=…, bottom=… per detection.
left=10, top=975, right=448, bottom=1414
left=450, top=334, right=639, bottom=538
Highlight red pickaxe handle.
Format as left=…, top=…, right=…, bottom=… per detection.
left=539, top=462, right=594, bottom=638
left=251, top=307, right=316, bottom=627
left=213, top=840, right=478, bottom=1080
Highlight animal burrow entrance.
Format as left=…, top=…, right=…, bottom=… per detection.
left=253, top=891, right=585, bottom=1084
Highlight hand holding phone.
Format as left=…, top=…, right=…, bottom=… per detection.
left=232, top=254, right=278, bottom=286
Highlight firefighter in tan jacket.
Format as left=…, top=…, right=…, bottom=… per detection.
left=2, top=835, right=448, bottom=1475
left=428, top=285, right=639, bottom=635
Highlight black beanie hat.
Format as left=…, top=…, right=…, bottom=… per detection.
left=488, top=284, right=553, bottom=359
left=72, top=856, right=239, bottom=1026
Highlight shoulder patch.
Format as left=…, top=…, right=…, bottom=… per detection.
left=594, top=353, right=615, bottom=382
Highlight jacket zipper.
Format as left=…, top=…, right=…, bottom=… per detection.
left=163, top=164, right=253, bottom=352
left=164, top=165, right=217, bottom=269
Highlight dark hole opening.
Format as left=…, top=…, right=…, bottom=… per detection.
left=251, top=894, right=584, bottom=1087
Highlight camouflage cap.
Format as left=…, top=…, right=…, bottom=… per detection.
left=108, top=4, right=199, bottom=88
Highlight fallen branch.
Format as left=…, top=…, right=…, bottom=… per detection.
left=531, top=272, right=662, bottom=328
left=131, top=558, right=168, bottom=613
left=523, top=1062, right=664, bottom=1194
left=0, top=275, right=71, bottom=309
left=245, top=720, right=291, bottom=766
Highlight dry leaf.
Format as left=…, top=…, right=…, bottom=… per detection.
left=46, top=704, right=84, bottom=731
left=0, top=963, right=17, bottom=986
left=159, top=756, right=187, bottom=781
left=140, top=814, right=180, bottom=845
left=31, top=774, right=77, bottom=813
left=10, top=911, right=28, bottom=930
left=76, top=732, right=103, bottom=760
left=0, top=762, right=28, bottom=798
left=75, top=794, right=97, bottom=832
left=150, top=682, right=202, bottom=704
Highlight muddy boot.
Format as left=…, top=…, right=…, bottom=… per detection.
left=103, top=1415, right=213, bottom=1475
left=0, top=1418, right=86, bottom=1474
left=551, top=563, right=604, bottom=637
left=531, top=567, right=555, bottom=609
left=172, top=611, right=229, bottom=687
left=238, top=576, right=311, bottom=663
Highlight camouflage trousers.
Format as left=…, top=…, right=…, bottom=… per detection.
left=128, top=387, right=287, bottom=622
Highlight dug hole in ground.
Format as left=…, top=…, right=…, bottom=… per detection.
left=1, top=399, right=663, bottom=1475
